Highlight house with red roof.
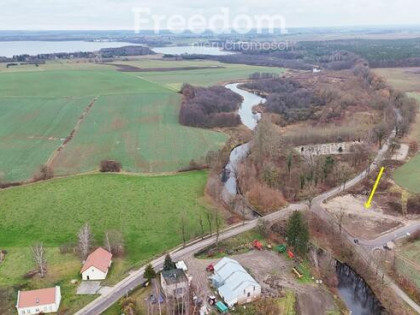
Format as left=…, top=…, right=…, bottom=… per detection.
left=16, top=286, right=61, bottom=314
left=81, top=247, right=113, bottom=281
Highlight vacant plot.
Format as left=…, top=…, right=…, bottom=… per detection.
left=0, top=70, right=166, bottom=97
left=396, top=240, right=420, bottom=291
left=0, top=96, right=92, bottom=181
left=0, top=171, right=212, bottom=263
left=52, top=92, right=227, bottom=175
left=323, top=195, right=403, bottom=239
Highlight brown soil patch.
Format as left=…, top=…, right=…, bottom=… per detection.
left=324, top=194, right=403, bottom=239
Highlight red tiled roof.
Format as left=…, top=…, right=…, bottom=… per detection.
left=17, top=287, right=57, bottom=308
left=81, top=247, right=112, bottom=274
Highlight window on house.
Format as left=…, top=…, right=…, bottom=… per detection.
left=247, top=292, right=251, bottom=297
left=253, top=286, right=256, bottom=291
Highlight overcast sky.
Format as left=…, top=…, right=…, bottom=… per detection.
left=0, top=0, right=419, bottom=31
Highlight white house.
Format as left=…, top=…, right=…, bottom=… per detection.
left=81, top=247, right=112, bottom=280
left=16, top=286, right=61, bottom=315
left=211, top=257, right=261, bottom=307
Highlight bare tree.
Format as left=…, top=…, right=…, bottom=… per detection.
left=78, top=223, right=93, bottom=261
left=373, top=123, right=388, bottom=148
left=198, top=215, right=205, bottom=240
left=337, top=207, right=345, bottom=234
left=215, top=212, right=221, bottom=247
left=32, top=243, right=47, bottom=278
left=206, top=212, right=213, bottom=236
left=180, top=213, right=187, bottom=248
left=104, top=230, right=124, bottom=256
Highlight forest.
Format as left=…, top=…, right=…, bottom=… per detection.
left=179, top=84, right=242, bottom=128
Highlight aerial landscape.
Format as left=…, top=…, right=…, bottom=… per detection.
left=2, top=1, right=420, bottom=315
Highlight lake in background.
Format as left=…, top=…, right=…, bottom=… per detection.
left=152, top=46, right=234, bottom=56
left=0, top=41, right=140, bottom=58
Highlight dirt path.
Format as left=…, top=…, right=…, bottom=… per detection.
left=46, top=96, right=98, bottom=168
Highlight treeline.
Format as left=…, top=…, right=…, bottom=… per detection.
left=1, top=45, right=154, bottom=62
left=243, top=77, right=326, bottom=123
left=184, top=37, right=420, bottom=70
left=179, top=84, right=242, bottom=128
left=300, top=38, right=420, bottom=68
left=99, top=46, right=154, bottom=58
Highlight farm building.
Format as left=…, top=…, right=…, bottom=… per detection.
left=81, top=247, right=112, bottom=280
left=211, top=257, right=261, bottom=307
left=160, top=269, right=189, bottom=298
left=16, top=286, right=61, bottom=315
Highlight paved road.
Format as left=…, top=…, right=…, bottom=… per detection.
left=76, top=124, right=420, bottom=314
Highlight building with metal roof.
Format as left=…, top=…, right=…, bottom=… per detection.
left=211, top=257, right=261, bottom=307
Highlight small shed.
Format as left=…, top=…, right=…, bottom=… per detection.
left=215, top=301, right=229, bottom=313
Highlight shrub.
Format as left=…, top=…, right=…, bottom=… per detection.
left=99, top=160, right=122, bottom=173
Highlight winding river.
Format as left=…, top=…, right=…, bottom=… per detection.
left=221, top=83, right=265, bottom=200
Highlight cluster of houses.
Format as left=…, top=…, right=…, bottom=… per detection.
left=16, top=247, right=112, bottom=314
left=16, top=247, right=260, bottom=314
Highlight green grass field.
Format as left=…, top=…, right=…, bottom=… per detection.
left=52, top=92, right=227, bottom=175
left=135, top=63, right=286, bottom=90
left=0, top=171, right=212, bottom=263
left=0, top=67, right=229, bottom=180
left=0, top=96, right=92, bottom=181
left=396, top=240, right=420, bottom=291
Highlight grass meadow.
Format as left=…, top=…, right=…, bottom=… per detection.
left=135, top=63, right=286, bottom=90
left=375, top=68, right=420, bottom=93
left=52, top=92, right=227, bottom=175
left=0, top=67, right=228, bottom=180
left=396, top=240, right=420, bottom=292
left=0, top=96, right=92, bottom=181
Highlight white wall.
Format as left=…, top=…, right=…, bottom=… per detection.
left=82, top=266, right=108, bottom=280
left=17, top=303, right=59, bottom=314
left=17, top=287, right=61, bottom=315
left=237, top=284, right=261, bottom=305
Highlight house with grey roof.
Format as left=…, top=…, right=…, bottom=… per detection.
left=160, top=269, right=189, bottom=298
left=211, top=257, right=261, bottom=307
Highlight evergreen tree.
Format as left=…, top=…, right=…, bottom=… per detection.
left=286, top=211, right=309, bottom=256
left=163, top=254, right=176, bottom=271
left=143, top=264, right=156, bottom=281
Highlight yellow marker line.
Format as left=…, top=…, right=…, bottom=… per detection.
left=365, top=167, right=385, bottom=209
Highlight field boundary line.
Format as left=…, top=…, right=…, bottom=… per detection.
left=46, top=95, right=99, bottom=167
left=397, top=253, right=420, bottom=273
